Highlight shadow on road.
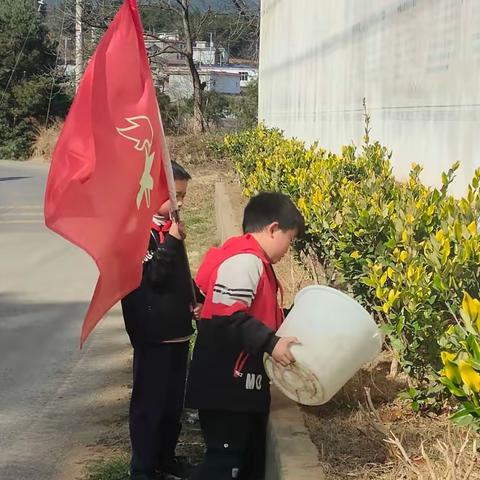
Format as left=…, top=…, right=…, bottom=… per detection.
left=0, top=292, right=132, bottom=480
left=0, top=176, right=32, bottom=182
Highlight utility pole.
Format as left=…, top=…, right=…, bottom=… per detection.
left=75, top=0, right=83, bottom=90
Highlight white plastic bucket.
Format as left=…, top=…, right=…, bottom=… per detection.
left=264, top=285, right=382, bottom=405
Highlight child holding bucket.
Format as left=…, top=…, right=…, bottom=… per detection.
left=186, top=192, right=305, bottom=480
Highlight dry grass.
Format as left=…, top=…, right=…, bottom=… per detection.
left=166, top=133, right=226, bottom=168
left=29, top=122, right=226, bottom=168
left=303, top=364, right=480, bottom=479
left=183, top=165, right=228, bottom=271
left=30, top=120, right=63, bottom=163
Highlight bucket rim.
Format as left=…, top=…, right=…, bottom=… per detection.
left=293, top=285, right=372, bottom=319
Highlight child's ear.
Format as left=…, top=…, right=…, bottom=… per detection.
left=267, top=221, right=280, bottom=237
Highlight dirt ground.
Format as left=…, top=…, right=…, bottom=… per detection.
left=302, top=362, right=480, bottom=479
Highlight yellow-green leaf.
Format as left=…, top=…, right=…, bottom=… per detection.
left=459, top=360, right=480, bottom=393
left=461, top=292, right=480, bottom=332
left=441, top=352, right=461, bottom=384
left=441, top=351, right=456, bottom=365
left=467, top=221, right=477, bottom=237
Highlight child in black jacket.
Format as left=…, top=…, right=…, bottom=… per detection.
left=121, top=161, right=203, bottom=480
left=186, top=192, right=304, bottom=480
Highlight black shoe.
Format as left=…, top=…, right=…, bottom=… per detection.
left=161, top=456, right=192, bottom=480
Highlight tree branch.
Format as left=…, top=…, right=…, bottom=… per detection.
left=156, top=0, right=184, bottom=15
left=148, top=44, right=186, bottom=58
left=231, top=0, right=258, bottom=21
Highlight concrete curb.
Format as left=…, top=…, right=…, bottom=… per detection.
left=266, top=388, right=324, bottom=480
left=214, top=182, right=325, bottom=480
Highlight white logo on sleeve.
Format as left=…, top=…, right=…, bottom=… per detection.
left=245, top=373, right=263, bottom=390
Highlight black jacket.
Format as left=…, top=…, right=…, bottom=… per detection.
left=121, top=229, right=201, bottom=346
left=185, top=312, right=279, bottom=413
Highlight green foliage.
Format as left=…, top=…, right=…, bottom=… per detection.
left=156, top=90, right=181, bottom=134
left=85, top=456, right=129, bottom=480
left=140, top=4, right=176, bottom=32
left=439, top=293, right=480, bottom=430
left=0, top=0, right=70, bottom=159
left=157, top=90, right=231, bottom=133
left=178, top=91, right=232, bottom=129
left=224, top=125, right=480, bottom=418
left=231, top=79, right=258, bottom=129
left=197, top=11, right=259, bottom=59
left=203, top=90, right=231, bottom=126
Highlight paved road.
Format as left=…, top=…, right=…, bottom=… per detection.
left=0, top=161, right=130, bottom=479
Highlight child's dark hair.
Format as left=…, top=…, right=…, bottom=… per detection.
left=242, top=192, right=305, bottom=236
left=171, top=161, right=191, bottom=181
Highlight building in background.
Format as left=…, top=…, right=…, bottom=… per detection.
left=62, top=28, right=257, bottom=101
left=259, top=0, right=480, bottom=196
left=193, top=37, right=229, bottom=66
left=166, top=70, right=241, bottom=101
left=214, top=64, right=258, bottom=88
left=146, top=32, right=257, bottom=100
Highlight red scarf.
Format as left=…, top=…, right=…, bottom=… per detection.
left=151, top=219, right=172, bottom=244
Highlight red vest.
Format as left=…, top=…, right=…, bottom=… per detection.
left=196, top=234, right=284, bottom=331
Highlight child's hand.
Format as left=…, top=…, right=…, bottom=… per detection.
left=170, top=220, right=186, bottom=240
left=272, top=336, right=300, bottom=367
left=193, top=303, right=203, bottom=320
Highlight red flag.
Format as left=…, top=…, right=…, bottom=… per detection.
left=44, top=0, right=170, bottom=346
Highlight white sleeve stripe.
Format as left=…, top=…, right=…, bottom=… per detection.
left=213, top=253, right=263, bottom=308
left=214, top=283, right=255, bottom=293
left=212, top=288, right=254, bottom=300
left=214, top=284, right=255, bottom=295
left=212, top=291, right=252, bottom=307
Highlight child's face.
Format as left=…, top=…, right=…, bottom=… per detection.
left=261, top=224, right=297, bottom=264
left=157, top=179, right=189, bottom=216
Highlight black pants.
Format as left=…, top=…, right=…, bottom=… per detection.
left=192, top=410, right=268, bottom=480
left=129, top=341, right=189, bottom=475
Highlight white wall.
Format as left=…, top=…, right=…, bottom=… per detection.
left=209, top=73, right=241, bottom=95
left=193, top=47, right=229, bottom=66
left=238, top=68, right=259, bottom=88
left=166, top=72, right=241, bottom=100
left=193, top=47, right=216, bottom=65
left=259, top=0, right=480, bottom=196
left=225, top=67, right=258, bottom=87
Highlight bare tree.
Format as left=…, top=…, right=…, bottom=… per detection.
left=49, top=0, right=207, bottom=132
left=143, top=0, right=259, bottom=132
left=148, top=0, right=207, bottom=133
left=230, top=0, right=259, bottom=60
left=49, top=0, right=260, bottom=133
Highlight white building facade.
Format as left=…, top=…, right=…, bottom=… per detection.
left=193, top=40, right=229, bottom=66
left=166, top=70, right=241, bottom=100
left=223, top=66, right=258, bottom=88
left=259, top=0, right=480, bottom=196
